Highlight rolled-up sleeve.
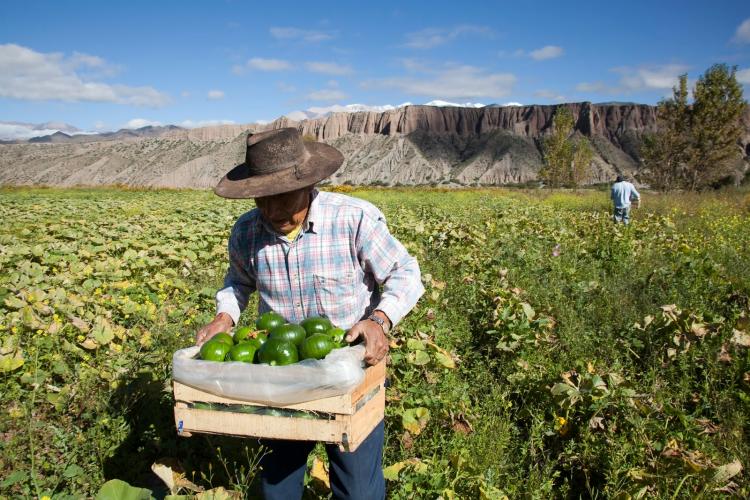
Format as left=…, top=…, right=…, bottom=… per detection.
left=356, top=212, right=424, bottom=327
left=216, top=225, right=256, bottom=326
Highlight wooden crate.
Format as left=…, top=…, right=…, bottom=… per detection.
left=173, top=360, right=385, bottom=452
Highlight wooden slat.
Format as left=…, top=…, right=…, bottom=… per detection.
left=350, top=359, right=386, bottom=404
left=173, top=381, right=354, bottom=414
left=340, top=386, right=385, bottom=452
left=174, top=407, right=346, bottom=443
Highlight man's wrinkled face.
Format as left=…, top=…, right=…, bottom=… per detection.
left=254, top=187, right=312, bottom=234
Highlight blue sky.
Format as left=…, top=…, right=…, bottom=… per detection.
left=1, top=0, right=749, bottom=137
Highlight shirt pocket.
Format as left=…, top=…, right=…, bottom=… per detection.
left=313, top=271, right=359, bottom=328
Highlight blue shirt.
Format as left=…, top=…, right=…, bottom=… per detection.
left=216, top=190, right=425, bottom=329
left=611, top=181, right=640, bottom=209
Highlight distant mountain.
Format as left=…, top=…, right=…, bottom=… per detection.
left=0, top=120, right=82, bottom=141
left=96, top=125, right=183, bottom=141
left=1, top=103, right=748, bottom=188
left=28, top=131, right=73, bottom=143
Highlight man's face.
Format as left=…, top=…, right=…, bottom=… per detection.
left=254, top=187, right=312, bottom=234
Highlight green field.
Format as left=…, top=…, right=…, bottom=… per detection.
left=1, top=186, right=749, bottom=498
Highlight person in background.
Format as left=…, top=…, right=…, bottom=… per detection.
left=196, top=128, right=424, bottom=500
left=611, top=174, right=641, bottom=225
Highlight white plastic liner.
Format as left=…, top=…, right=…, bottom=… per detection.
left=173, top=344, right=366, bottom=406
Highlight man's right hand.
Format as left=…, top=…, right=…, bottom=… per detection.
left=196, top=312, right=234, bottom=346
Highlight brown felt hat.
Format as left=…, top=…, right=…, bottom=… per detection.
left=214, top=128, right=344, bottom=199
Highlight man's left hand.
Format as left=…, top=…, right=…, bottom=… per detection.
left=346, top=319, right=389, bottom=366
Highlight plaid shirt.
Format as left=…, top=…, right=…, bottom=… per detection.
left=216, top=190, right=424, bottom=330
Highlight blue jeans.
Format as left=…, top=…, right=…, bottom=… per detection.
left=260, top=420, right=385, bottom=500
left=613, top=206, right=631, bottom=225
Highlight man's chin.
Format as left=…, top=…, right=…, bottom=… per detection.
left=273, top=222, right=293, bottom=233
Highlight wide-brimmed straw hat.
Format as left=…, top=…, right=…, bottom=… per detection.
left=214, top=128, right=344, bottom=199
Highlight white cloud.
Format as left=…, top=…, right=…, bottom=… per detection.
left=0, top=120, right=99, bottom=140
left=614, top=63, right=689, bottom=91
left=0, top=44, right=170, bottom=106
left=733, top=18, right=750, bottom=44
left=365, top=63, right=516, bottom=99
left=305, top=61, right=353, bottom=76
left=576, top=81, right=610, bottom=93
left=424, top=100, right=485, bottom=107
left=285, top=103, right=412, bottom=120
left=503, top=102, right=523, bottom=106
left=207, top=90, right=225, bottom=100
left=574, top=64, right=691, bottom=96
left=247, top=57, right=292, bottom=71
left=307, top=89, right=348, bottom=101
left=180, top=90, right=191, bottom=98
left=533, top=89, right=566, bottom=101
left=0, top=122, right=61, bottom=140
left=270, top=27, right=334, bottom=42
left=285, top=110, right=313, bottom=121
left=404, top=25, right=492, bottom=49
left=277, top=81, right=296, bottom=92
left=178, top=119, right=236, bottom=128
left=737, top=68, right=750, bottom=84
left=124, top=118, right=163, bottom=129
left=529, top=45, right=564, bottom=61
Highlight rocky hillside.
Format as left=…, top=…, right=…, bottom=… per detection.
left=1, top=103, right=747, bottom=188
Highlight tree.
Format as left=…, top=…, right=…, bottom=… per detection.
left=540, top=107, right=594, bottom=188
left=641, top=74, right=691, bottom=191
left=641, top=64, right=747, bottom=191
left=689, top=64, right=746, bottom=189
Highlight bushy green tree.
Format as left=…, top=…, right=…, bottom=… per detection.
left=641, top=75, right=691, bottom=191
left=689, top=64, right=747, bottom=189
left=641, top=64, right=747, bottom=191
left=540, top=107, right=594, bottom=188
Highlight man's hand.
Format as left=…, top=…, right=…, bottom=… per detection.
left=346, top=317, right=390, bottom=366
left=196, top=312, right=234, bottom=346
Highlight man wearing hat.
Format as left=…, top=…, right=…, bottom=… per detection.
left=611, top=174, right=641, bottom=225
left=196, top=128, right=424, bottom=499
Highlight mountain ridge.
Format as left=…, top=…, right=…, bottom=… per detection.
left=1, top=103, right=748, bottom=188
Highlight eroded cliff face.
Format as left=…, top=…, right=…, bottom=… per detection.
left=0, top=103, right=746, bottom=188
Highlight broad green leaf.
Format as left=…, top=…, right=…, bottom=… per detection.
left=427, top=341, right=456, bottom=369
left=92, top=319, right=115, bottom=345
left=0, top=352, right=24, bottom=373
left=3, top=295, right=26, bottom=309
left=551, top=383, right=577, bottom=397
left=194, top=487, right=242, bottom=499
left=382, top=461, right=408, bottom=481
left=63, top=464, right=85, bottom=478
left=433, top=350, right=456, bottom=369
left=407, top=350, right=430, bottom=366
left=402, top=407, right=430, bottom=435
left=480, top=485, right=510, bottom=500
left=20, top=306, right=41, bottom=328
left=95, top=479, right=153, bottom=500
left=521, top=302, right=535, bottom=321
left=0, top=470, right=27, bottom=488
left=406, top=338, right=426, bottom=351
